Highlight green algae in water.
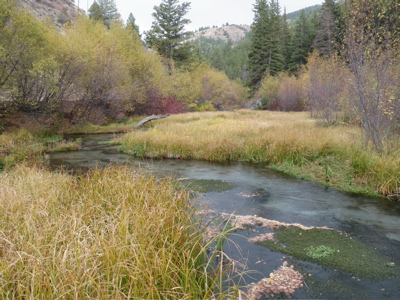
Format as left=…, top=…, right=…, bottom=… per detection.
left=178, top=179, right=235, bottom=193
left=259, top=227, right=399, bottom=279
left=306, top=245, right=335, bottom=259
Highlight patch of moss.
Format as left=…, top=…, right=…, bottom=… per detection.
left=179, top=179, right=235, bottom=193
left=260, top=227, right=399, bottom=279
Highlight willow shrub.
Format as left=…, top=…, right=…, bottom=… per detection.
left=118, top=111, right=399, bottom=196
left=0, top=164, right=239, bottom=299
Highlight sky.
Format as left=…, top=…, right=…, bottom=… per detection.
left=78, top=0, right=324, bottom=35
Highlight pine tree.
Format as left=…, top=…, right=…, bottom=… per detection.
left=88, top=0, right=120, bottom=28
left=145, top=0, right=191, bottom=61
left=88, top=1, right=103, bottom=22
left=126, top=13, right=140, bottom=38
left=288, top=9, right=316, bottom=72
left=281, top=8, right=292, bottom=69
left=246, top=0, right=283, bottom=94
left=313, top=0, right=344, bottom=57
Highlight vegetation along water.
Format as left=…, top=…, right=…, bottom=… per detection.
left=0, top=0, right=399, bottom=298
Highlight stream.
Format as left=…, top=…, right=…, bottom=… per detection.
left=50, top=133, right=400, bottom=299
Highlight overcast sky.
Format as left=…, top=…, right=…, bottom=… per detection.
left=79, top=0, right=323, bottom=34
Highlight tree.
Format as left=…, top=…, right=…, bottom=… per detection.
left=145, top=0, right=192, bottom=61
left=343, top=0, right=399, bottom=152
left=0, top=2, right=61, bottom=115
left=126, top=13, right=140, bottom=38
left=281, top=8, right=292, bottom=69
left=88, top=0, right=120, bottom=28
left=246, top=0, right=284, bottom=95
left=313, top=0, right=345, bottom=57
left=288, top=9, right=316, bottom=72
left=88, top=1, right=103, bottom=22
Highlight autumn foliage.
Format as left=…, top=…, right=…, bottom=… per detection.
left=0, top=2, right=245, bottom=127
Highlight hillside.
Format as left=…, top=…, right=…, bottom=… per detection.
left=286, top=4, right=321, bottom=24
left=16, top=0, right=79, bottom=27
left=187, top=24, right=251, bottom=43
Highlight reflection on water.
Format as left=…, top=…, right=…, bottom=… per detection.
left=50, top=133, right=400, bottom=299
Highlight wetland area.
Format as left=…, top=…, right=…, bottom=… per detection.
left=50, top=133, right=400, bottom=299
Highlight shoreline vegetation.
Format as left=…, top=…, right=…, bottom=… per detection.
left=117, top=110, right=399, bottom=198
left=0, top=164, right=244, bottom=299
left=1, top=110, right=399, bottom=298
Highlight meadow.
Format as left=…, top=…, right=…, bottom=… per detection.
left=118, top=110, right=400, bottom=197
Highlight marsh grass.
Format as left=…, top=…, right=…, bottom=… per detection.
left=0, top=164, right=243, bottom=299
left=67, top=117, right=142, bottom=134
left=0, top=130, right=81, bottom=169
left=118, top=111, right=400, bottom=196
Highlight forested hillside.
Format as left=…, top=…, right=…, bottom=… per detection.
left=0, top=0, right=246, bottom=129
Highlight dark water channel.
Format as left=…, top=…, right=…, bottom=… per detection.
left=50, top=133, right=400, bottom=299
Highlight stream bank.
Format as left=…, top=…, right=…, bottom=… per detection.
left=50, top=133, right=400, bottom=298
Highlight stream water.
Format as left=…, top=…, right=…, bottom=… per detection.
left=50, top=133, right=400, bottom=299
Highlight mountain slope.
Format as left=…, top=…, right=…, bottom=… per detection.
left=187, top=24, right=251, bottom=42
left=16, top=0, right=79, bottom=27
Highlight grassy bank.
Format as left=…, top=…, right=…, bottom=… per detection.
left=0, top=129, right=81, bottom=170
left=118, top=110, right=399, bottom=196
left=0, top=164, right=237, bottom=299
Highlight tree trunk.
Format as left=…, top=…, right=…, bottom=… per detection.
left=135, top=114, right=170, bottom=128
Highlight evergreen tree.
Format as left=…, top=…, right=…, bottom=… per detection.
left=313, top=0, right=344, bottom=57
left=126, top=13, right=140, bottom=38
left=145, top=0, right=192, bottom=61
left=246, top=0, right=283, bottom=94
left=88, top=1, right=103, bottom=22
left=288, top=9, right=316, bottom=72
left=88, top=0, right=120, bottom=28
left=281, top=8, right=292, bottom=69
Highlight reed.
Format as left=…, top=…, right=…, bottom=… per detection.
left=0, top=164, right=241, bottom=299
left=119, top=110, right=399, bottom=196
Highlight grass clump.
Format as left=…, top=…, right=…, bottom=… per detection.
left=0, top=129, right=81, bottom=169
left=118, top=110, right=399, bottom=196
left=0, top=164, right=240, bottom=299
left=260, top=227, right=399, bottom=279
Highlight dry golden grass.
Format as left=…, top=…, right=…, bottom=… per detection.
left=0, top=164, right=237, bottom=299
left=119, top=110, right=399, bottom=196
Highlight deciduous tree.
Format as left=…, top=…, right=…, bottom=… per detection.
left=343, top=0, right=399, bottom=152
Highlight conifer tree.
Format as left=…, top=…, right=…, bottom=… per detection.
left=126, top=13, right=140, bottom=38
left=88, top=1, right=103, bottom=22
left=281, top=8, right=292, bottom=69
left=313, top=0, right=344, bottom=57
left=246, top=0, right=284, bottom=94
left=88, top=0, right=120, bottom=28
left=145, top=0, right=191, bottom=61
left=288, top=9, right=316, bottom=72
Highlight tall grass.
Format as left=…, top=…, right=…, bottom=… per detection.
left=118, top=110, right=399, bottom=196
left=0, top=129, right=81, bottom=170
left=0, top=164, right=240, bottom=299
